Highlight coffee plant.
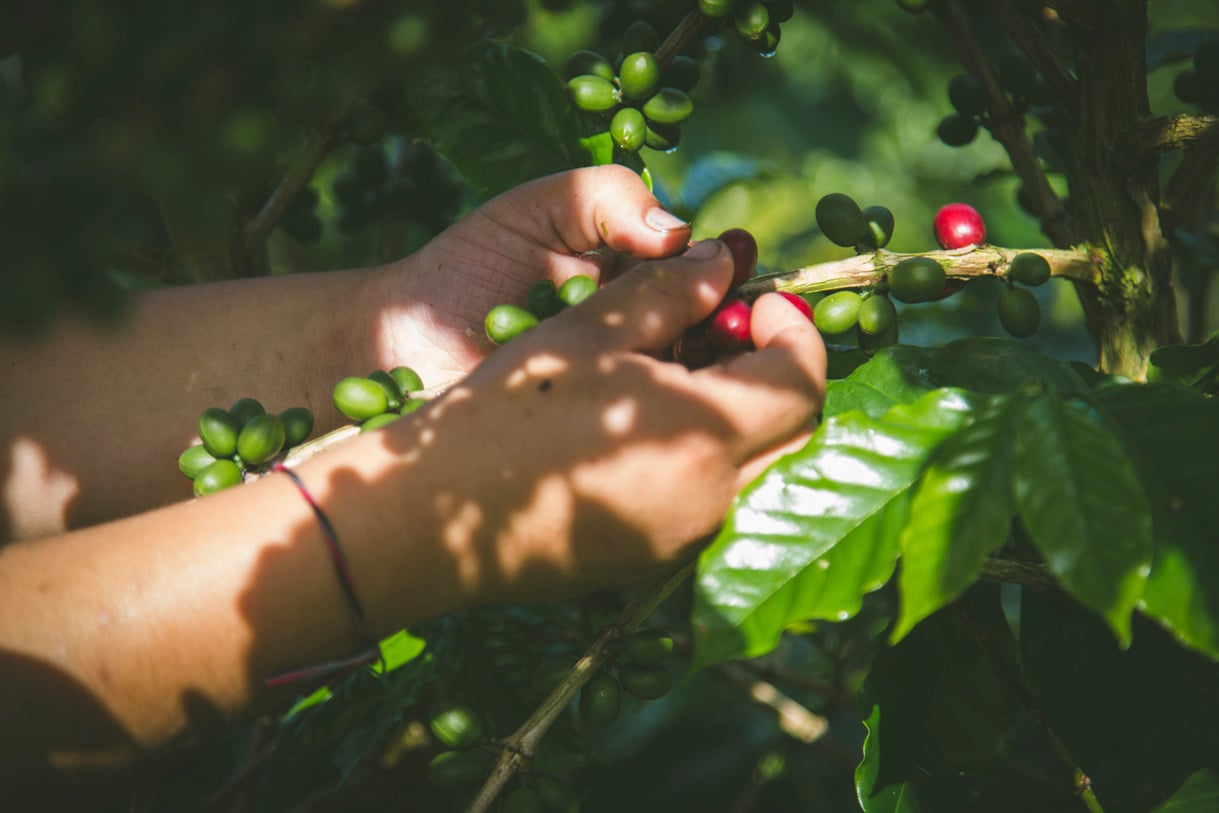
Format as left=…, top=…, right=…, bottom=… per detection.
left=3, top=0, right=1218, bottom=811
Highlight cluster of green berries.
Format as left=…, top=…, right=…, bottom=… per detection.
left=484, top=274, right=598, bottom=345
left=812, top=193, right=1050, bottom=344
left=178, top=399, right=315, bottom=497
left=697, top=0, right=793, bottom=56
left=1174, top=41, right=1219, bottom=111
left=332, top=366, right=428, bottom=432
left=565, top=22, right=698, bottom=155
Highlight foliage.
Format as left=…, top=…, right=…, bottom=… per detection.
left=4, top=1, right=1218, bottom=812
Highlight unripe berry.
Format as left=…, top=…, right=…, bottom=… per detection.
left=707, top=298, right=753, bottom=354
left=718, top=228, right=758, bottom=287
left=933, top=203, right=986, bottom=249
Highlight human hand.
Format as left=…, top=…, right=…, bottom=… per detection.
left=375, top=238, right=826, bottom=604
left=372, top=164, right=692, bottom=385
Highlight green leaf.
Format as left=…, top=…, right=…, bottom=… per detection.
left=1015, top=391, right=1153, bottom=646
left=1147, top=335, right=1219, bottom=394
left=856, top=700, right=923, bottom=813
left=406, top=43, right=591, bottom=199
left=825, top=338, right=1085, bottom=419
left=1151, top=769, right=1219, bottom=813
left=371, top=628, right=427, bottom=674
left=892, top=394, right=1023, bottom=641
left=691, top=389, right=976, bottom=668
left=860, top=587, right=1024, bottom=802
left=1099, top=383, right=1219, bottom=659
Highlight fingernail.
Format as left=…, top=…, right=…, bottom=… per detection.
left=645, top=207, right=690, bottom=233
left=684, top=239, right=722, bottom=260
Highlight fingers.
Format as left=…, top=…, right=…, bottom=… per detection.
left=562, top=240, right=735, bottom=354
left=694, top=293, right=827, bottom=463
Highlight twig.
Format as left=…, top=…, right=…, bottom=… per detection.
left=953, top=602, right=1107, bottom=813
left=464, top=562, right=696, bottom=813
left=982, top=0, right=1078, bottom=116
left=243, top=128, right=341, bottom=251
left=1118, top=114, right=1219, bottom=176
left=655, top=12, right=707, bottom=70
left=936, top=1, right=1075, bottom=249
left=735, top=245, right=1099, bottom=299
left=978, top=558, right=1056, bottom=592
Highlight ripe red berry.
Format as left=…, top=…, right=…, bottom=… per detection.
left=718, top=228, right=759, bottom=287
left=933, top=203, right=986, bottom=249
left=777, top=292, right=814, bottom=322
left=706, top=297, right=753, bottom=354
left=673, top=327, right=715, bottom=369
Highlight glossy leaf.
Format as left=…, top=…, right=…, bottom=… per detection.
left=1099, top=383, right=1219, bottom=659
left=692, top=389, right=976, bottom=668
left=1015, top=392, right=1152, bottom=645
left=856, top=700, right=923, bottom=813
left=892, top=394, right=1023, bottom=641
left=407, top=43, right=591, bottom=199
left=1151, top=769, right=1219, bottom=813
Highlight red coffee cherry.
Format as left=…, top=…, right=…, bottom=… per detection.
left=718, top=228, right=759, bottom=287
left=706, top=297, right=753, bottom=354
left=777, top=292, right=814, bottom=322
left=933, top=203, right=986, bottom=249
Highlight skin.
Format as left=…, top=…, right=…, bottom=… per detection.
left=0, top=165, right=826, bottom=809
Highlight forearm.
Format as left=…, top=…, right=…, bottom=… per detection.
left=0, top=265, right=399, bottom=540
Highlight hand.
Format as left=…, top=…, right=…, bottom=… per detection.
left=373, top=239, right=827, bottom=603
left=373, top=164, right=692, bottom=384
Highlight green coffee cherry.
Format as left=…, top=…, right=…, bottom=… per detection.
left=621, top=627, right=674, bottom=665
left=699, top=0, right=735, bottom=16
left=734, top=2, right=770, bottom=41
left=619, top=52, right=660, bottom=101
left=236, top=414, right=286, bottom=467
left=859, top=316, right=899, bottom=353
left=619, top=664, right=672, bottom=700
left=889, top=257, right=947, bottom=303
left=611, top=107, right=647, bottom=152
left=662, top=56, right=701, bottom=92
left=428, top=701, right=485, bottom=750
left=527, top=279, right=562, bottom=319
left=858, top=294, right=897, bottom=337
left=937, top=113, right=978, bottom=147
left=333, top=376, right=391, bottom=421
left=642, top=88, right=694, bottom=125
left=998, top=287, right=1041, bottom=338
left=815, top=193, right=867, bottom=247
left=644, top=122, right=682, bottom=152
left=568, top=75, right=619, bottom=112
left=178, top=444, right=218, bottom=480
left=199, top=407, right=241, bottom=458
left=502, top=787, right=544, bottom=813
left=427, top=750, right=487, bottom=790
left=579, top=673, right=622, bottom=730
left=360, top=412, right=402, bottom=432
left=278, top=407, right=314, bottom=448
left=622, top=20, right=660, bottom=54
left=193, top=459, right=243, bottom=497
left=389, top=366, right=424, bottom=396
left=399, top=398, right=427, bottom=415
left=485, top=304, right=540, bottom=345
left=859, top=205, right=895, bottom=251
left=558, top=275, right=597, bottom=308
left=814, top=291, right=863, bottom=335
left=1009, top=252, right=1051, bottom=287
left=765, top=0, right=795, bottom=23
left=229, top=397, right=266, bottom=428
left=367, top=370, right=404, bottom=411
left=565, top=50, right=614, bottom=81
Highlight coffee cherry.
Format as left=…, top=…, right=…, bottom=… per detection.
left=619, top=52, right=660, bottom=100
left=778, top=292, right=814, bottom=321
left=933, top=203, right=986, bottom=249
left=236, top=414, right=286, bottom=467
left=998, top=287, right=1041, bottom=338
left=644, top=122, right=682, bottom=152
left=558, top=274, right=598, bottom=307
left=815, top=193, right=867, bottom=247
left=888, top=257, right=947, bottom=303
left=1173, top=70, right=1204, bottom=105
left=527, top=279, right=562, bottom=319
left=193, top=459, right=243, bottom=497
left=367, top=370, right=404, bottom=411
left=178, top=444, right=218, bottom=480
left=333, top=376, right=391, bottom=420
left=621, top=627, right=675, bottom=664
left=673, top=327, right=715, bottom=368
left=579, top=672, right=622, bottom=730
left=619, top=664, right=672, bottom=700
left=399, top=398, right=427, bottom=415
left=428, top=701, right=485, bottom=750
left=734, top=2, right=771, bottom=41
left=568, top=75, right=619, bottom=112
left=229, top=398, right=266, bottom=429
left=389, top=366, right=425, bottom=397
left=707, top=298, right=753, bottom=354
left=199, top=407, right=241, bottom=458
left=718, top=228, right=758, bottom=287
left=1009, top=252, right=1051, bottom=287
left=662, top=56, right=701, bottom=92
left=427, top=751, right=487, bottom=790
left=485, top=304, right=540, bottom=345
left=858, top=294, right=897, bottom=337
left=948, top=74, right=986, bottom=116
left=933, top=280, right=966, bottom=301
left=622, top=20, right=660, bottom=54
left=565, top=50, right=614, bottom=81
left=278, top=407, right=315, bottom=448
left=859, top=317, right=899, bottom=352
left=764, top=0, right=795, bottom=23
left=699, top=0, right=736, bottom=18
left=813, top=291, right=862, bottom=335
left=937, top=113, right=979, bottom=147
left=611, top=107, right=647, bottom=152
left=642, top=88, right=694, bottom=125
left=858, top=205, right=895, bottom=250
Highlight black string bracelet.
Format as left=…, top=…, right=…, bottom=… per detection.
left=265, top=461, right=382, bottom=688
